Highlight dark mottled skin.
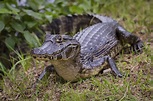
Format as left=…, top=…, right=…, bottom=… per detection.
left=31, top=14, right=144, bottom=81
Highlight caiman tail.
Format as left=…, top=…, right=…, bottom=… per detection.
left=41, top=14, right=104, bottom=34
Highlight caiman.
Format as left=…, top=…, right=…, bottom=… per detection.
left=31, top=14, right=143, bottom=82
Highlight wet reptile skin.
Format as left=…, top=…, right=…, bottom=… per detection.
left=31, top=14, right=144, bottom=81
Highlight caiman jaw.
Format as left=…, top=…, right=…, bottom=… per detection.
left=31, top=52, right=54, bottom=61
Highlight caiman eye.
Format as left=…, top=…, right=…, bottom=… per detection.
left=55, top=35, right=63, bottom=43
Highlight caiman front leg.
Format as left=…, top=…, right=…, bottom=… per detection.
left=32, top=65, right=54, bottom=88
left=116, top=26, right=144, bottom=53
left=85, top=56, right=123, bottom=77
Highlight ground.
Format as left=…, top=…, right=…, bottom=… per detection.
left=0, top=0, right=153, bottom=101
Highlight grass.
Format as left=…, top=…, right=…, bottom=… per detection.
left=0, top=0, right=153, bottom=101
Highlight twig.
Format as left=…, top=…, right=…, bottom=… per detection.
left=119, top=83, right=129, bottom=101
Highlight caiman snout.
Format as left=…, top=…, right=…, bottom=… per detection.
left=31, top=49, right=43, bottom=59
left=31, top=47, right=53, bottom=60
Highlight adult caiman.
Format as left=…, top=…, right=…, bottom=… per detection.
left=31, top=14, right=143, bottom=82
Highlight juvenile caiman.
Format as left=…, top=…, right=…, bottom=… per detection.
left=31, top=14, right=143, bottom=81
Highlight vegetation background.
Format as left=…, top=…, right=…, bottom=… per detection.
left=0, top=0, right=153, bottom=100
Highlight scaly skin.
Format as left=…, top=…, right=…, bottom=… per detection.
left=31, top=14, right=143, bottom=81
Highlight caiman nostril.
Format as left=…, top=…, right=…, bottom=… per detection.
left=31, top=48, right=41, bottom=54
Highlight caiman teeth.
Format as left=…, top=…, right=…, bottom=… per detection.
left=49, top=55, right=53, bottom=60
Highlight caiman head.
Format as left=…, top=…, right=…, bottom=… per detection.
left=31, top=34, right=80, bottom=61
